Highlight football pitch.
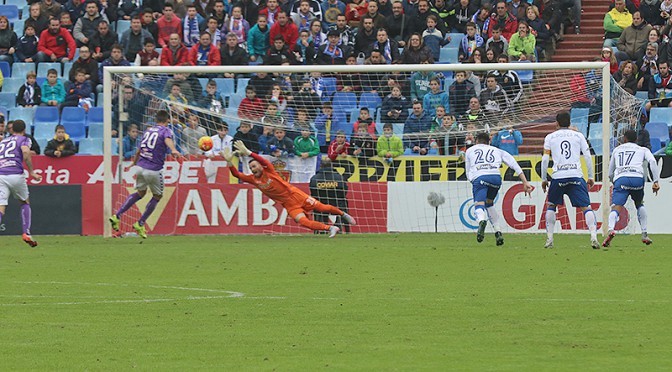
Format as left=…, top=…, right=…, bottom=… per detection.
left=2, top=233, right=672, bottom=370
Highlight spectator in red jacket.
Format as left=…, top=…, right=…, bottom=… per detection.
left=189, top=32, right=221, bottom=66
left=327, top=130, right=350, bottom=160
left=269, top=11, right=299, bottom=50
left=36, top=18, right=77, bottom=63
left=485, top=1, right=518, bottom=41
left=157, top=3, right=183, bottom=48
left=160, top=33, right=191, bottom=65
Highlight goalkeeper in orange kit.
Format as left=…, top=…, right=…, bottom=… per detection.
left=224, top=141, right=356, bottom=237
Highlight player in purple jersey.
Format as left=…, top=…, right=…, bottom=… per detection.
left=109, top=110, right=182, bottom=238
left=0, top=120, right=43, bottom=247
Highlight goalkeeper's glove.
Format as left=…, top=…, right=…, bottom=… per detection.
left=234, top=140, right=252, bottom=156
left=221, top=148, right=235, bottom=162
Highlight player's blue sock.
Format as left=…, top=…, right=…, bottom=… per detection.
left=474, top=205, right=487, bottom=223
left=116, top=192, right=142, bottom=218
left=21, top=204, right=31, bottom=235
left=138, top=198, right=159, bottom=227
left=637, top=206, right=648, bottom=232
left=608, top=210, right=619, bottom=231
left=545, top=208, right=556, bottom=240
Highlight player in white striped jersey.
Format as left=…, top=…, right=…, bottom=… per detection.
left=602, top=130, right=660, bottom=247
left=541, top=111, right=599, bottom=249
left=465, top=133, right=533, bottom=245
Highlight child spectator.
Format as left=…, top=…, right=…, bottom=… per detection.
left=430, top=105, right=448, bottom=132
left=41, top=68, right=66, bottom=107
left=44, top=124, right=77, bottom=157
left=377, top=122, right=403, bottom=163
left=60, top=12, right=73, bottom=33
left=17, top=71, right=41, bottom=107
left=182, top=114, right=208, bottom=155
left=182, top=4, right=204, bottom=47
left=233, top=120, right=260, bottom=153
left=352, top=107, right=377, bottom=138
left=423, top=14, right=450, bottom=62
left=258, top=102, right=286, bottom=136
left=485, top=25, right=509, bottom=57
left=15, top=25, right=39, bottom=63
left=429, top=113, right=458, bottom=154
left=141, top=8, right=159, bottom=41
left=293, top=124, right=320, bottom=158
left=381, top=84, right=410, bottom=125
left=422, top=77, right=450, bottom=117
left=122, top=123, right=140, bottom=159
left=349, top=122, right=376, bottom=158
left=459, top=21, right=484, bottom=62
left=206, top=121, right=233, bottom=157
left=327, top=129, right=350, bottom=160
left=257, top=125, right=275, bottom=154
left=199, top=79, right=226, bottom=114
left=238, top=86, right=265, bottom=121
left=135, top=39, right=160, bottom=66
left=61, top=69, right=93, bottom=110
left=448, top=71, right=475, bottom=117
left=315, top=102, right=348, bottom=153
left=247, top=14, right=270, bottom=63
left=266, top=127, right=295, bottom=157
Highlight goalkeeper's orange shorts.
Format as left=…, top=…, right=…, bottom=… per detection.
left=283, top=192, right=319, bottom=220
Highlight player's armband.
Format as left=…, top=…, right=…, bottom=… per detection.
left=543, top=149, right=551, bottom=155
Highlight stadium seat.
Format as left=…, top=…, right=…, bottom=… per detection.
left=87, top=106, right=103, bottom=126
left=650, top=137, right=662, bottom=153
left=321, top=77, right=337, bottom=98
left=198, top=78, right=208, bottom=92
left=97, top=92, right=104, bottom=106
left=439, top=48, right=458, bottom=63
left=236, top=78, right=250, bottom=95
left=349, top=107, right=360, bottom=125
left=444, top=78, right=454, bottom=90
left=226, top=92, right=243, bottom=109
left=78, top=138, right=103, bottom=155
left=570, top=108, right=590, bottom=135
left=446, top=33, right=464, bottom=48
left=213, top=78, right=235, bottom=94
left=0, top=61, right=9, bottom=78
left=359, top=92, right=381, bottom=110
left=62, top=62, right=73, bottom=79
left=37, top=62, right=62, bottom=77
left=511, top=60, right=533, bottom=83
left=646, top=122, right=670, bottom=145
left=332, top=91, right=357, bottom=113
left=635, top=91, right=648, bottom=100
left=115, top=19, right=131, bottom=37
left=588, top=136, right=602, bottom=155
left=4, top=0, right=26, bottom=8
left=12, top=18, right=23, bottom=32
left=0, top=5, right=19, bottom=22
left=649, top=107, right=672, bottom=126
left=9, top=106, right=35, bottom=123
left=588, top=122, right=601, bottom=140
left=33, top=122, right=56, bottom=139
left=0, top=91, right=15, bottom=108
left=88, top=123, right=104, bottom=138
left=11, top=62, right=33, bottom=78
left=60, top=107, right=87, bottom=139
left=3, top=77, right=23, bottom=92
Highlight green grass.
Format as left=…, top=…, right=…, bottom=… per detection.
left=2, top=233, right=672, bottom=370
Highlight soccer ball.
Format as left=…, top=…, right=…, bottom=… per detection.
left=198, top=136, right=213, bottom=152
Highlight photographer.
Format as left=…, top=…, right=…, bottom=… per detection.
left=491, top=123, right=523, bottom=155
left=309, top=158, right=350, bottom=234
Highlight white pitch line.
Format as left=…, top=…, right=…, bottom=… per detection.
left=0, top=295, right=236, bottom=307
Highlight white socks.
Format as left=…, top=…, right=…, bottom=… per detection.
left=487, top=206, right=501, bottom=232
left=608, top=210, right=619, bottom=231
left=546, top=209, right=556, bottom=240
left=475, top=205, right=487, bottom=223
left=637, top=206, right=647, bottom=232
left=585, top=209, right=598, bottom=240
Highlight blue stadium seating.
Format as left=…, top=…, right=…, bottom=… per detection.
left=646, top=122, right=670, bottom=146
left=0, top=5, right=19, bottom=22
left=446, top=34, right=464, bottom=48
left=3, top=77, right=23, bottom=92
left=9, top=106, right=35, bottom=123
left=198, top=78, right=208, bottom=92
left=96, top=92, right=104, bottom=106
left=33, top=122, right=56, bottom=140
left=88, top=123, right=104, bottom=138
left=588, top=122, right=601, bottom=140
left=332, top=91, right=357, bottom=113
left=4, top=0, right=26, bottom=8
left=511, top=60, right=533, bottom=83
left=12, top=19, right=23, bottom=34
left=62, top=62, right=73, bottom=79
left=60, top=107, right=87, bottom=139
left=213, top=78, right=235, bottom=94
left=321, top=77, right=337, bottom=99
left=226, top=92, right=243, bottom=108
left=635, top=91, right=648, bottom=100
left=359, top=92, right=381, bottom=110
left=0, top=91, right=15, bottom=108
left=12, top=62, right=33, bottom=79
left=650, top=138, right=662, bottom=154
left=650, top=107, right=672, bottom=126
left=37, top=62, right=62, bottom=77
left=87, top=106, right=103, bottom=126
left=78, top=138, right=103, bottom=155
left=570, top=108, right=590, bottom=136
left=0, top=61, right=10, bottom=78
left=439, top=48, right=458, bottom=63
left=115, top=20, right=131, bottom=37
left=236, top=78, right=250, bottom=95
left=349, top=107, right=360, bottom=125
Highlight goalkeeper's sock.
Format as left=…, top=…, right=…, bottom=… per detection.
left=313, top=201, right=343, bottom=216
left=20, top=204, right=32, bottom=235
left=486, top=206, right=501, bottom=232
left=116, top=192, right=142, bottom=218
left=608, top=210, right=619, bottom=231
left=474, top=205, right=486, bottom=223
left=637, top=206, right=648, bottom=232
left=584, top=209, right=598, bottom=240
left=138, top=198, right=159, bottom=227
left=546, top=208, right=556, bottom=240
left=297, top=216, right=331, bottom=232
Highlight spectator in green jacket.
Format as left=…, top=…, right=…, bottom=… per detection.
left=294, top=124, right=321, bottom=158
left=377, top=122, right=404, bottom=163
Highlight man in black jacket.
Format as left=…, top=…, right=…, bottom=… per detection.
left=309, top=158, right=350, bottom=233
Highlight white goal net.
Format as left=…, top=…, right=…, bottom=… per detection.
left=102, top=63, right=644, bottom=237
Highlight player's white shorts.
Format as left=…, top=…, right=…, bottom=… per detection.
left=0, top=174, right=29, bottom=206
left=135, top=168, right=164, bottom=196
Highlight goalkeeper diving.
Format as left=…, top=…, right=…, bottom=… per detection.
left=224, top=140, right=356, bottom=237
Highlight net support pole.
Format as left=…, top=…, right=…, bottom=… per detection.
left=601, top=62, right=611, bottom=237
left=103, top=67, right=113, bottom=238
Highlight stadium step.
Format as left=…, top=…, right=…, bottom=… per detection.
left=551, top=0, right=611, bottom=63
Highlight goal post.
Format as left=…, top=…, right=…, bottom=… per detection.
left=102, top=62, right=625, bottom=237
